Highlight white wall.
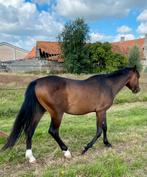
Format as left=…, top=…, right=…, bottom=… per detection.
left=0, top=44, right=28, bottom=61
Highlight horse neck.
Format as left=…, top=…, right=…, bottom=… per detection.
left=109, top=71, right=130, bottom=96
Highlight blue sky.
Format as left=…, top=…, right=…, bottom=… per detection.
left=0, top=0, right=147, bottom=50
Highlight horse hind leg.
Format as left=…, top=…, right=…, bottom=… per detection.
left=25, top=109, right=45, bottom=163
left=48, top=112, right=72, bottom=159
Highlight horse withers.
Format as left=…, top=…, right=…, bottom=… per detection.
left=2, top=66, right=140, bottom=163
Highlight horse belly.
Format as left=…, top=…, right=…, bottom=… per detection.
left=66, top=97, right=96, bottom=115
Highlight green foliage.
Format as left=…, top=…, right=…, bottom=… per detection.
left=144, top=67, right=147, bottom=73
left=86, top=42, right=128, bottom=73
left=59, top=18, right=90, bottom=74
left=59, top=18, right=128, bottom=74
left=128, top=45, right=142, bottom=72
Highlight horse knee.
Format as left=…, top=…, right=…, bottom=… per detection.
left=48, top=126, right=57, bottom=137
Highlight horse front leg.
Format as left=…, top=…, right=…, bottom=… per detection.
left=82, top=111, right=104, bottom=154
left=102, top=112, right=112, bottom=147
left=49, top=113, right=72, bottom=159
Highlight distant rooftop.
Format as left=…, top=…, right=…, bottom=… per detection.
left=25, top=41, right=63, bottom=62
left=112, top=37, right=145, bottom=58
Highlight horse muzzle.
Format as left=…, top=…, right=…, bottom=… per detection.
left=132, top=87, right=140, bottom=94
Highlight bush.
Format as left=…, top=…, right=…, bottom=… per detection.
left=128, top=45, right=142, bottom=72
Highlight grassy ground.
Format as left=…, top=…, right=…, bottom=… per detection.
left=0, top=80, right=147, bottom=176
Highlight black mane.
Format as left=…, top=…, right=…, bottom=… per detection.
left=107, top=67, right=131, bottom=77
left=89, top=67, right=133, bottom=80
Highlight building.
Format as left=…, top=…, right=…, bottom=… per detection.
left=0, top=41, right=64, bottom=73
left=25, top=41, right=63, bottom=63
left=112, top=34, right=147, bottom=67
left=0, top=42, right=28, bottom=61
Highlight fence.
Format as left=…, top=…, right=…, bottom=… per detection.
left=0, top=58, right=64, bottom=73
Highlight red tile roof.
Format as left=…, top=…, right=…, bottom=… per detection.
left=112, top=38, right=145, bottom=58
left=24, top=47, right=36, bottom=59
left=25, top=41, right=63, bottom=62
left=37, top=41, right=62, bottom=55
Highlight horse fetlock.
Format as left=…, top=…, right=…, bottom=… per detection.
left=81, top=148, right=87, bottom=155
left=63, top=149, right=72, bottom=159
left=25, top=149, right=36, bottom=163
left=104, top=142, right=112, bottom=148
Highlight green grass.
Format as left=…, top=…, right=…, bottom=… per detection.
left=114, top=88, right=147, bottom=104
left=0, top=87, right=147, bottom=177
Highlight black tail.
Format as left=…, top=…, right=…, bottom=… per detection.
left=2, top=80, right=44, bottom=150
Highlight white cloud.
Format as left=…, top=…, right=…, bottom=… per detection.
left=0, top=0, right=63, bottom=50
left=113, top=33, right=135, bottom=42
left=90, top=31, right=135, bottom=43
left=137, top=9, right=147, bottom=21
left=137, top=22, right=147, bottom=34
left=137, top=9, right=147, bottom=35
left=32, top=0, right=52, bottom=5
left=0, top=0, right=22, bottom=7
left=90, top=32, right=113, bottom=43
left=55, top=0, right=130, bottom=20
left=117, top=25, right=132, bottom=33
left=55, top=0, right=147, bottom=20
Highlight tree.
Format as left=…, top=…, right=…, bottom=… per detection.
left=86, top=42, right=128, bottom=73
left=128, top=45, right=142, bottom=72
left=59, top=18, right=89, bottom=74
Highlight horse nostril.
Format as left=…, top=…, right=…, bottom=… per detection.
left=133, top=87, right=140, bottom=93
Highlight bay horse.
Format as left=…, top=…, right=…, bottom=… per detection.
left=2, top=66, right=140, bottom=163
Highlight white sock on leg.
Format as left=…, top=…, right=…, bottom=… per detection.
left=63, top=149, right=72, bottom=159
left=25, top=149, right=36, bottom=163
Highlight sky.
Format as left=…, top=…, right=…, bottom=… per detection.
left=0, top=0, right=147, bottom=50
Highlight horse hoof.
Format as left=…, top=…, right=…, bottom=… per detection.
left=81, top=146, right=89, bottom=155
left=63, top=150, right=72, bottom=159
left=105, top=143, right=112, bottom=148
left=81, top=149, right=87, bottom=155
left=26, top=156, right=36, bottom=164
left=29, top=157, right=36, bottom=164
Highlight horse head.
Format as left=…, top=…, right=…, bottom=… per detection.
left=126, top=66, right=140, bottom=94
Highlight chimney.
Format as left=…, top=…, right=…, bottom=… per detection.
left=120, top=36, right=125, bottom=42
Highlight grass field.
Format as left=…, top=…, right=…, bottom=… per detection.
left=0, top=74, right=147, bottom=177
